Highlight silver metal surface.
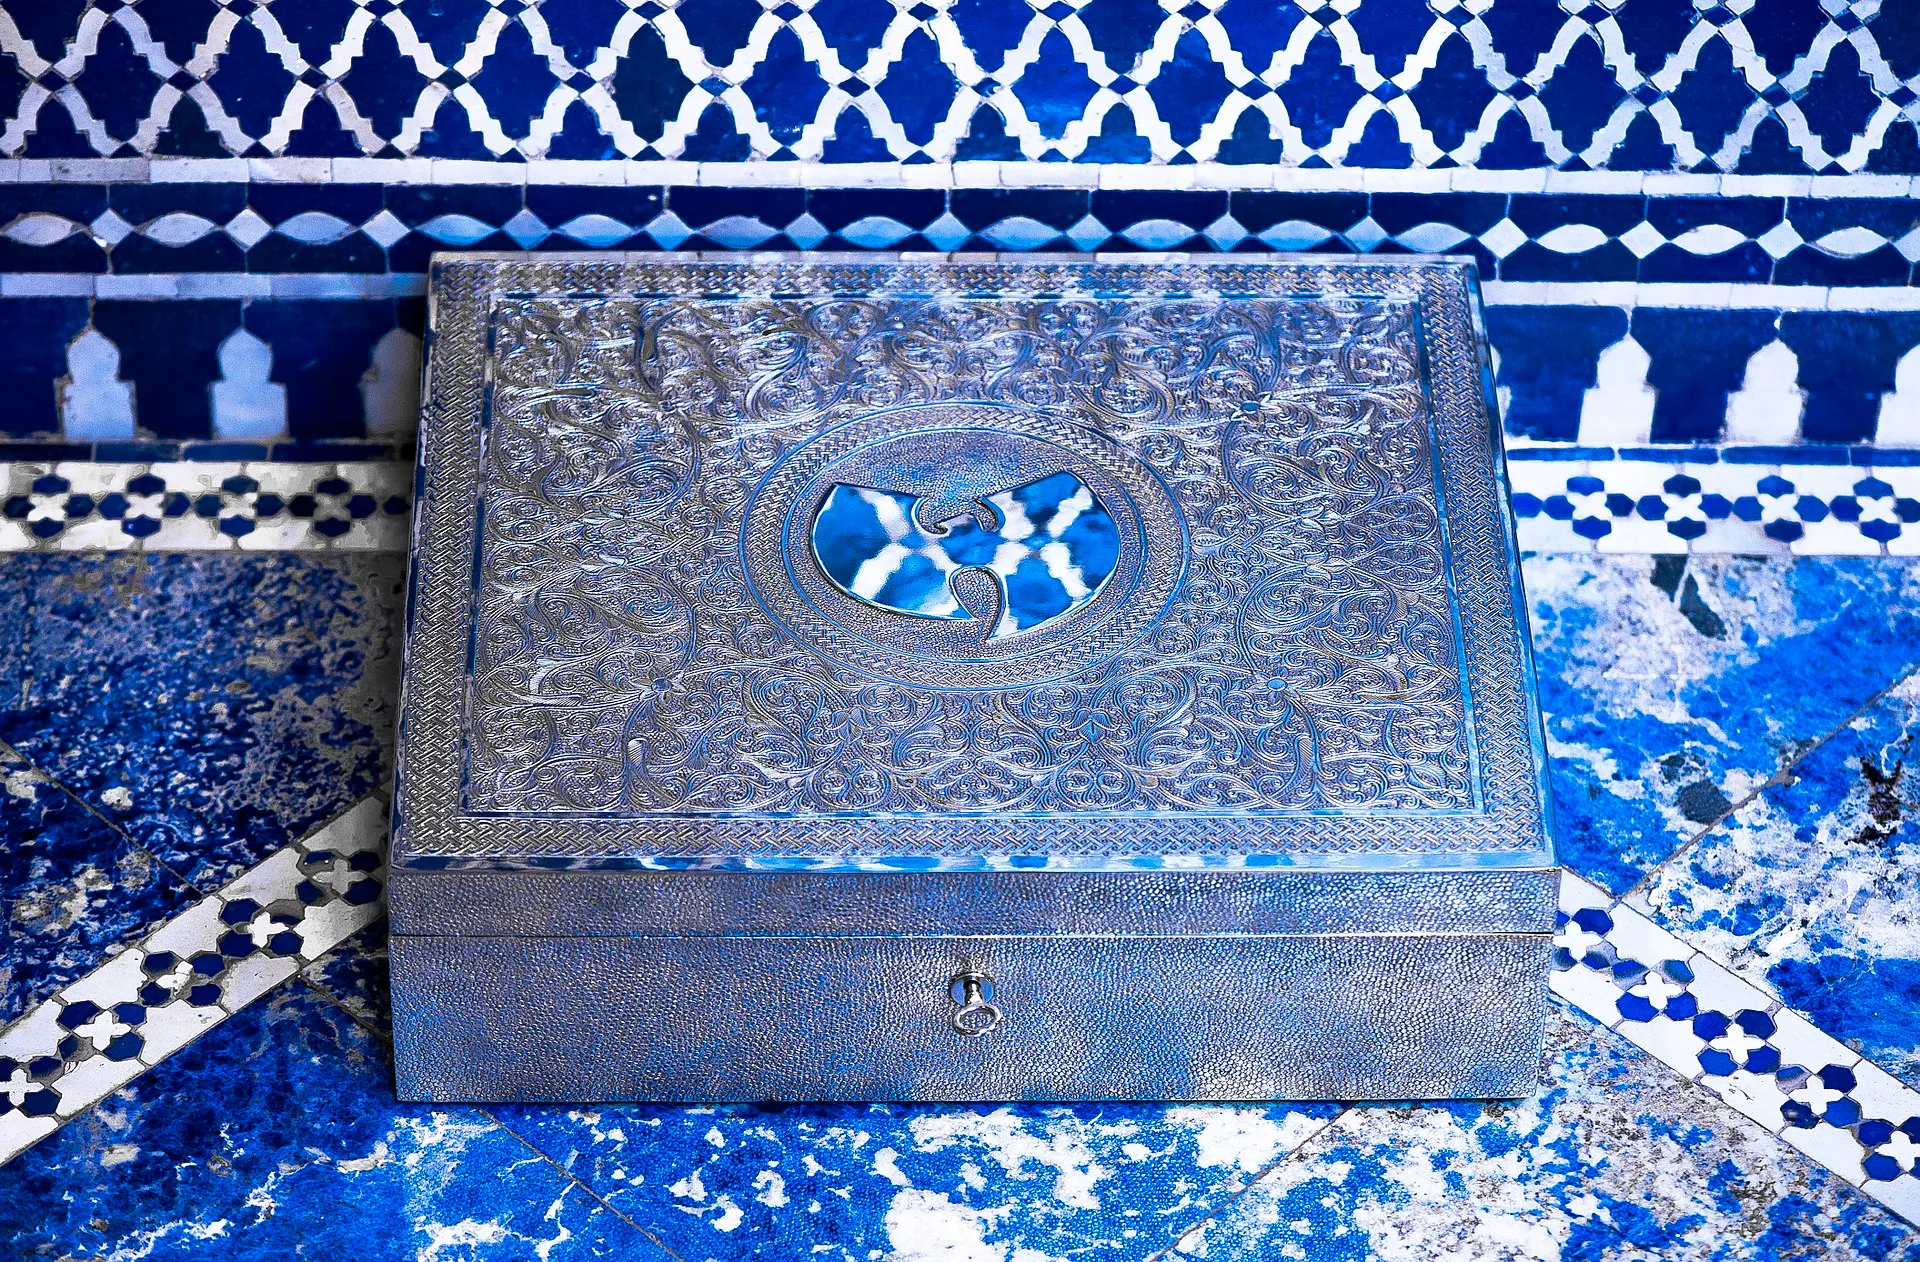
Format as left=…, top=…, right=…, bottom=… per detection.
left=386, top=867, right=1558, bottom=937
left=948, top=970, right=1001, bottom=1036
left=390, top=253, right=1559, bottom=1103
left=389, top=931, right=1554, bottom=1102
left=394, top=253, right=1552, bottom=869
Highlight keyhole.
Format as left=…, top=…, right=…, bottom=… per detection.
left=948, top=969, right=1002, bottom=1036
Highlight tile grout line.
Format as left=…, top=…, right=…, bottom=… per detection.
left=294, top=968, right=694, bottom=1262
left=480, top=1108, right=695, bottom=1262
left=6, top=159, right=1920, bottom=196
left=4, top=273, right=1920, bottom=311
left=4, top=807, right=1916, bottom=1228
left=1623, top=660, right=1920, bottom=901
left=0, top=737, right=221, bottom=906
left=298, top=947, right=1342, bottom=1262
left=1148, top=1109, right=1350, bottom=1261
left=1166, top=872, right=1920, bottom=1251
left=296, top=947, right=1337, bottom=1262
left=0, top=796, right=389, bottom=1167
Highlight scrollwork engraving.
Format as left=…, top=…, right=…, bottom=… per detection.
left=467, top=290, right=1473, bottom=819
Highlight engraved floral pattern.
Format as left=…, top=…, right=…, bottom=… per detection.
left=467, top=292, right=1472, bottom=816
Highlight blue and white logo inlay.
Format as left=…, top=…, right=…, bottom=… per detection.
left=810, top=472, right=1121, bottom=639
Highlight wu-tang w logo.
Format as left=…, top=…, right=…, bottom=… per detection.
left=809, top=471, right=1120, bottom=639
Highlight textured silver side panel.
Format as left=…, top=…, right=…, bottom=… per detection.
left=390, top=932, right=1553, bottom=1102
left=387, top=868, right=1560, bottom=937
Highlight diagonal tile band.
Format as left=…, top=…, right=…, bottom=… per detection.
left=3, top=792, right=1917, bottom=1228
left=0, top=797, right=388, bottom=1167
left=1553, top=871, right=1920, bottom=1226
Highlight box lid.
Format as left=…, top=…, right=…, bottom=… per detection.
left=393, top=254, right=1556, bottom=874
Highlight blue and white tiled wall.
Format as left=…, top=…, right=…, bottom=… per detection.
left=0, top=1, right=1913, bottom=471
left=3, top=12, right=1920, bottom=541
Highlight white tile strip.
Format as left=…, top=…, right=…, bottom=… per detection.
left=1507, top=459, right=1920, bottom=557
left=1553, top=872, right=1920, bottom=1226
left=0, top=462, right=411, bottom=552
left=2, top=159, right=1916, bottom=198
left=4, top=459, right=1917, bottom=556
left=4, top=806, right=1916, bottom=1228
left=0, top=797, right=388, bottom=1168
left=6, top=273, right=1920, bottom=314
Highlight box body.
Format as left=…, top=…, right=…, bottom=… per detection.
left=390, top=254, right=1559, bottom=1102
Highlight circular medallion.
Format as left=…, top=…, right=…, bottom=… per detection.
left=742, top=402, right=1187, bottom=690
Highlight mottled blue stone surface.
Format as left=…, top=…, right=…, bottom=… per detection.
left=1173, top=1009, right=1920, bottom=1262
left=0, top=554, right=404, bottom=893
left=1636, top=670, right=1920, bottom=1092
left=0, top=980, right=650, bottom=1260
left=1524, top=554, right=1920, bottom=895
left=0, top=745, right=197, bottom=1018
left=4, top=550, right=1920, bottom=1257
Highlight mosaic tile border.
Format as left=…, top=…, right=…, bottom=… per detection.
left=6, top=820, right=1915, bottom=1233
left=0, top=461, right=410, bottom=551
left=0, top=797, right=387, bottom=1167
left=3, top=458, right=1918, bottom=556
left=1553, top=871, right=1920, bottom=1226
left=2, top=185, right=1917, bottom=289
left=4, top=0, right=1918, bottom=175
left=11, top=276, right=1920, bottom=310
left=4, top=267, right=1920, bottom=446
left=1508, top=456, right=1920, bottom=555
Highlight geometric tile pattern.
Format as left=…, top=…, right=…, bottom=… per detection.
left=1, top=5, right=1916, bottom=1249
left=1508, top=454, right=1920, bottom=554
left=0, top=4, right=1915, bottom=457
left=3, top=182, right=1919, bottom=287
left=9, top=841, right=1916, bottom=1233
left=0, top=797, right=386, bottom=1167
left=3, top=265, right=1920, bottom=447
left=1555, top=871, right=1920, bottom=1226
left=4, top=0, right=1919, bottom=173
left=4, top=457, right=1920, bottom=554
left=0, top=461, right=410, bottom=549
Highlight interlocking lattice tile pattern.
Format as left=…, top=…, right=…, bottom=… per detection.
left=0, top=461, right=409, bottom=549
left=1508, top=450, right=1920, bottom=553
left=3, top=0, right=1920, bottom=171
left=1, top=6, right=1917, bottom=1252
left=2, top=545, right=1918, bottom=1248
left=1554, top=871, right=1920, bottom=1224
left=0, top=4, right=1917, bottom=450
left=0, top=797, right=386, bottom=1165
left=0, top=456, right=1913, bottom=554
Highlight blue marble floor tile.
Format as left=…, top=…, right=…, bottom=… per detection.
left=1171, top=1007, right=1920, bottom=1261
left=496, top=1093, right=1341, bottom=1260
left=0, top=554, right=30, bottom=704
left=126, top=928, right=1354, bottom=1258
left=298, top=922, right=390, bottom=1034
left=296, top=935, right=1341, bottom=1262
left=1634, top=670, right=1920, bottom=1091
left=0, top=555, right=405, bottom=893
left=0, top=980, right=661, bottom=1261
left=1523, top=555, right=1920, bottom=895
left=0, top=744, right=198, bottom=1018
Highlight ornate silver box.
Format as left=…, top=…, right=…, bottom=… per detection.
left=389, top=253, right=1559, bottom=1103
